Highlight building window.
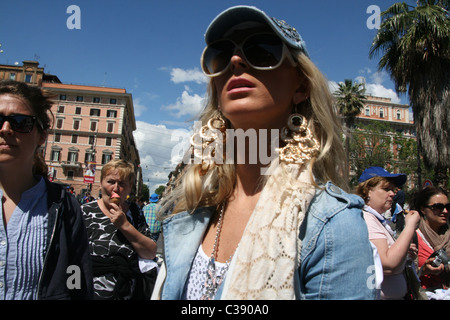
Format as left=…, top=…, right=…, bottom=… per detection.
left=105, top=137, right=112, bottom=146
left=9, top=73, right=16, bottom=80
left=67, top=171, right=74, bottom=180
left=101, top=150, right=113, bottom=164
left=107, top=110, right=117, bottom=118
left=67, top=151, right=78, bottom=162
left=84, top=150, right=95, bottom=163
left=365, top=108, right=370, bottom=116
left=396, top=110, right=401, bottom=120
left=56, top=118, right=63, bottom=129
left=88, top=135, right=95, bottom=145
left=90, top=121, right=97, bottom=132
left=102, top=153, right=112, bottom=164
left=57, top=105, right=65, bottom=113
left=25, top=74, right=32, bottom=83
left=107, top=122, right=114, bottom=133
left=54, top=133, right=61, bottom=142
left=93, top=97, right=100, bottom=103
left=60, top=95, right=67, bottom=100
left=90, top=108, right=100, bottom=117
left=71, top=134, right=78, bottom=143
left=51, top=150, right=60, bottom=162
left=73, top=119, right=80, bottom=130
left=379, top=109, right=384, bottom=118
left=75, top=107, right=81, bottom=115
left=76, top=96, right=84, bottom=102
left=110, top=98, right=117, bottom=104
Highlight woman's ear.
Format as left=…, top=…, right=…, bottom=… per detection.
left=419, top=206, right=426, bottom=219
left=293, top=76, right=310, bottom=105
left=38, top=131, right=48, bottom=146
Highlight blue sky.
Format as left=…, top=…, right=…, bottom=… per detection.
left=0, top=0, right=411, bottom=192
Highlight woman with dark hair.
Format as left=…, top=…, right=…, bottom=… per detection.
left=410, top=186, right=450, bottom=290
left=0, top=80, right=93, bottom=299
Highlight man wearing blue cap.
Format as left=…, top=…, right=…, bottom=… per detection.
left=143, top=193, right=161, bottom=241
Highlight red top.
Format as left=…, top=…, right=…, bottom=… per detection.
left=417, top=230, right=443, bottom=289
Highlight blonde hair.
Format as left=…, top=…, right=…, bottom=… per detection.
left=161, top=52, right=346, bottom=216
left=101, top=159, right=135, bottom=185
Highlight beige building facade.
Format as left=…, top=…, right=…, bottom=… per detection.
left=0, top=60, right=45, bottom=86
left=41, top=83, right=142, bottom=198
left=357, top=94, right=416, bottom=157
left=1, top=61, right=142, bottom=198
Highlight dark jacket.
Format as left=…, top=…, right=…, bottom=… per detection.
left=37, top=179, right=93, bottom=299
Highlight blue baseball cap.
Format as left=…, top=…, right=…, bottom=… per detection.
left=149, top=193, right=159, bottom=203
left=358, top=166, right=407, bottom=186
left=204, top=5, right=309, bottom=56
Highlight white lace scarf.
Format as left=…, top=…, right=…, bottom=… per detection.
left=221, top=161, right=316, bottom=299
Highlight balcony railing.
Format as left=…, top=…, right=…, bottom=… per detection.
left=61, top=160, right=82, bottom=169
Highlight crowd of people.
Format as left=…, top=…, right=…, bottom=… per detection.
left=0, top=5, right=448, bottom=301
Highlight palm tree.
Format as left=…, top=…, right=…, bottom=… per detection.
left=369, top=0, right=449, bottom=188
left=334, top=79, right=367, bottom=180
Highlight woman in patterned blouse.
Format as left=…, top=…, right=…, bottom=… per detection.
left=82, top=159, right=157, bottom=299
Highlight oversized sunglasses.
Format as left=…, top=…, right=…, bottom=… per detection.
left=0, top=114, right=41, bottom=133
left=425, top=203, right=450, bottom=211
left=201, top=33, right=296, bottom=77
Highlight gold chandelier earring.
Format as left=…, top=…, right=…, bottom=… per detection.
left=277, top=108, right=320, bottom=165
left=190, top=113, right=227, bottom=175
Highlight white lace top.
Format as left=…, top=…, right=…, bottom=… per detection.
left=182, top=244, right=229, bottom=300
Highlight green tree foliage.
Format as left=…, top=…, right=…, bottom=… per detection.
left=369, top=0, right=450, bottom=188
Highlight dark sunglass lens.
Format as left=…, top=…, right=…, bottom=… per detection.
left=431, top=203, right=450, bottom=211
left=203, top=40, right=234, bottom=75
left=10, top=115, right=35, bottom=133
left=243, top=34, right=283, bottom=68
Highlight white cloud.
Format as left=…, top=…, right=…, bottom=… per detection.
left=162, top=87, right=205, bottom=118
left=170, top=67, right=208, bottom=84
left=364, top=83, right=401, bottom=104
left=369, top=71, right=386, bottom=85
left=133, top=98, right=147, bottom=117
left=133, top=121, right=193, bottom=192
left=328, top=80, right=339, bottom=93
left=334, top=69, right=402, bottom=104
left=358, top=67, right=372, bottom=75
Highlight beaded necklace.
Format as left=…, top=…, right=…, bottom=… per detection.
left=201, top=201, right=233, bottom=300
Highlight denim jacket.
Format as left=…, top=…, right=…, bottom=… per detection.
left=154, top=182, right=377, bottom=300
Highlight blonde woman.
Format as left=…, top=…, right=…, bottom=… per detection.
left=154, top=6, right=376, bottom=300
left=82, top=159, right=157, bottom=299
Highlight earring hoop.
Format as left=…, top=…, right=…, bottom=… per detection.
left=190, top=114, right=227, bottom=175
left=277, top=112, right=319, bottom=165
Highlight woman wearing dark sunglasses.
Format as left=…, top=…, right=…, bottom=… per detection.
left=410, top=186, right=450, bottom=292
left=0, top=80, right=93, bottom=299
left=153, top=6, right=377, bottom=300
